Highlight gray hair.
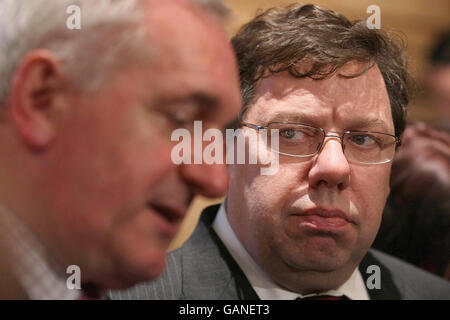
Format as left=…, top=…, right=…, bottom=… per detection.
left=0, top=0, right=229, bottom=107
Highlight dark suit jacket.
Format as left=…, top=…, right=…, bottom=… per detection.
left=110, top=205, right=450, bottom=300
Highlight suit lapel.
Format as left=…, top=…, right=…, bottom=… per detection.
left=212, top=227, right=259, bottom=300
left=182, top=204, right=259, bottom=300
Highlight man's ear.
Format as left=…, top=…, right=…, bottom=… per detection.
left=9, top=49, right=67, bottom=149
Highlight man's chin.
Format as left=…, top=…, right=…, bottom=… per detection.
left=283, top=247, right=352, bottom=273
left=101, top=252, right=167, bottom=290
left=295, top=259, right=348, bottom=273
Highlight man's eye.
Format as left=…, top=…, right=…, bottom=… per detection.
left=169, top=116, right=189, bottom=127
left=160, top=103, right=201, bottom=129
left=165, top=112, right=195, bottom=130
left=279, top=128, right=308, bottom=141
left=280, top=129, right=299, bottom=139
left=349, top=134, right=380, bottom=147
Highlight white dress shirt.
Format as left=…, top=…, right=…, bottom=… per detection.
left=0, top=204, right=81, bottom=300
left=212, top=203, right=370, bottom=300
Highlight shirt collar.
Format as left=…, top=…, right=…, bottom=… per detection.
left=0, top=204, right=81, bottom=300
left=212, top=203, right=369, bottom=300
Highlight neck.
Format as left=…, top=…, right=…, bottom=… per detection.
left=0, top=173, right=70, bottom=285
left=0, top=213, right=28, bottom=299
left=268, top=264, right=357, bottom=295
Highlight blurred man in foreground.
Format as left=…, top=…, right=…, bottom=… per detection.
left=0, top=0, right=241, bottom=299
left=112, top=4, right=450, bottom=300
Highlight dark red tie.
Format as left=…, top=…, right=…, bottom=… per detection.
left=296, top=295, right=349, bottom=300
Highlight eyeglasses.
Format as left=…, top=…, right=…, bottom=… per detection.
left=242, top=121, right=401, bottom=165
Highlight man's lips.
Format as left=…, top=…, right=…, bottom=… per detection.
left=148, top=202, right=185, bottom=222
left=147, top=202, right=186, bottom=237
left=290, top=207, right=353, bottom=230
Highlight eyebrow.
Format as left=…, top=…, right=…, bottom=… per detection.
left=156, top=92, right=220, bottom=111
left=265, top=112, right=392, bottom=133
left=189, top=93, right=220, bottom=111
left=345, top=118, right=392, bottom=133
left=264, top=112, right=321, bottom=125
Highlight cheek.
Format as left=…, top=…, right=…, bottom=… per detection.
left=242, top=168, right=284, bottom=206
left=351, top=165, right=391, bottom=234
left=108, top=210, right=171, bottom=277
left=115, top=141, right=174, bottom=193
left=87, top=138, right=175, bottom=237
left=51, top=113, right=175, bottom=247
left=241, top=164, right=307, bottom=226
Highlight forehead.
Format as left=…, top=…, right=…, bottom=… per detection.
left=247, top=64, right=394, bottom=133
left=142, top=1, right=232, bottom=83
left=138, top=0, right=241, bottom=120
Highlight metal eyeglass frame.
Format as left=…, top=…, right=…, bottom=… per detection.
left=241, top=121, right=401, bottom=164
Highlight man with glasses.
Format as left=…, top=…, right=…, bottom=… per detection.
left=111, top=4, right=450, bottom=300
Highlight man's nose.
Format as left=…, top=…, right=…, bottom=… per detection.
left=178, top=162, right=229, bottom=198
left=308, top=137, right=351, bottom=190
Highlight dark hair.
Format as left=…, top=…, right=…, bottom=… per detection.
left=231, top=4, right=410, bottom=137
left=373, top=122, right=450, bottom=279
